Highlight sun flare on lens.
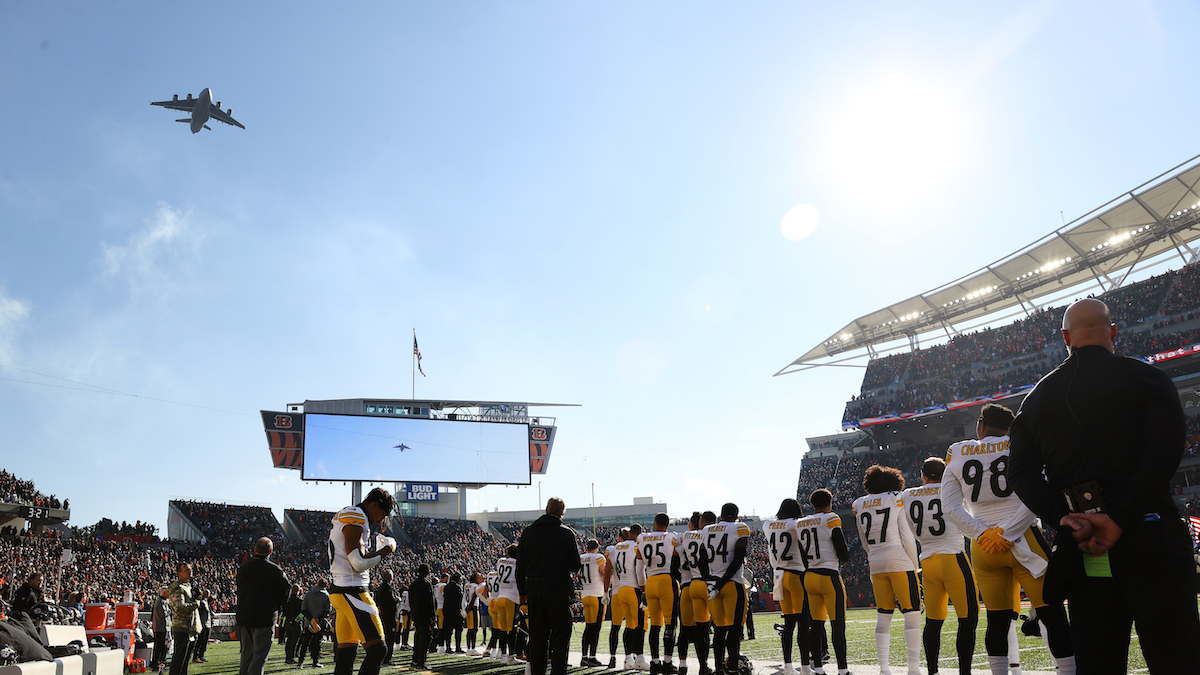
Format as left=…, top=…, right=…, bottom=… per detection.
left=781, top=203, right=820, bottom=241
left=817, top=70, right=972, bottom=226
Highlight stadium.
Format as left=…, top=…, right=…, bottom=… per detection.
left=3, top=157, right=1200, bottom=675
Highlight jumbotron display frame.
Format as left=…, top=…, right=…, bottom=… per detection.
left=261, top=398, right=578, bottom=487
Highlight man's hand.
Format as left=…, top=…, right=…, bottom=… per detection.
left=977, top=527, right=1012, bottom=554
left=1063, top=512, right=1122, bottom=556
left=707, top=581, right=721, bottom=600
left=520, top=595, right=527, bottom=605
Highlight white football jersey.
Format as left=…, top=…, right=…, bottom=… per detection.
left=791, top=512, right=843, bottom=572
left=328, top=506, right=370, bottom=587
left=579, top=552, right=606, bottom=597
left=637, top=531, right=679, bottom=577
left=485, top=571, right=499, bottom=600
left=851, top=492, right=918, bottom=574
left=608, top=540, right=640, bottom=590
left=434, top=582, right=446, bottom=609
left=399, top=590, right=409, bottom=612
left=942, top=434, right=1044, bottom=576
left=762, top=518, right=805, bottom=573
left=494, top=557, right=520, bottom=602
left=677, top=531, right=705, bottom=583
left=901, top=484, right=964, bottom=560
left=702, top=521, right=751, bottom=585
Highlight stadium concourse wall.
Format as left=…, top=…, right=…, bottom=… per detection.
left=471, top=499, right=667, bottom=534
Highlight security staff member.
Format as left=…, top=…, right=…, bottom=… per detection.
left=516, top=497, right=583, bottom=675
left=1010, top=298, right=1200, bottom=674
left=376, top=570, right=398, bottom=665
left=408, top=564, right=436, bottom=670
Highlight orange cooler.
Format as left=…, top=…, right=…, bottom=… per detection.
left=84, top=603, right=109, bottom=630
left=115, top=602, right=138, bottom=629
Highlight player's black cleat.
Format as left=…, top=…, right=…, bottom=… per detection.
left=608, top=657, right=617, bottom=669
left=661, top=663, right=678, bottom=675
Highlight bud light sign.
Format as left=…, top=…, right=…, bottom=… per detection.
left=406, top=483, right=439, bottom=502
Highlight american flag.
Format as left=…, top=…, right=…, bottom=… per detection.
left=1189, top=516, right=1200, bottom=547
left=414, top=335, right=425, bottom=377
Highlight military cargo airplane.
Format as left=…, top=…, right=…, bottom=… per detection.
left=393, top=443, right=411, bottom=452
left=150, top=88, right=244, bottom=134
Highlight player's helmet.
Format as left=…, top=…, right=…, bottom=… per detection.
left=736, top=655, right=753, bottom=675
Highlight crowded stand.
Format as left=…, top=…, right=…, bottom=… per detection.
left=844, top=264, right=1200, bottom=425
left=1, top=468, right=65, bottom=509
left=285, top=508, right=335, bottom=542
left=489, top=520, right=528, bottom=543
left=172, top=500, right=286, bottom=554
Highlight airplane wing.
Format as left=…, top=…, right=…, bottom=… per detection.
left=150, top=98, right=195, bottom=112
left=209, top=106, right=246, bottom=130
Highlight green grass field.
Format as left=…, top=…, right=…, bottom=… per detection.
left=186, top=602, right=1198, bottom=675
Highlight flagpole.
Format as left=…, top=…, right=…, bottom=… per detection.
left=412, top=328, right=416, bottom=401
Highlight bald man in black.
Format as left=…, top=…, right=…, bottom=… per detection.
left=1010, top=298, right=1200, bottom=674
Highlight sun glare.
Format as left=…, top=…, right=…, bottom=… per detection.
left=817, top=71, right=973, bottom=224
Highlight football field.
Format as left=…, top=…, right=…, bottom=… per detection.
left=185, top=601, right=1200, bottom=675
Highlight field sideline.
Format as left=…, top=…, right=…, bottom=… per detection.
left=183, top=601, right=1200, bottom=675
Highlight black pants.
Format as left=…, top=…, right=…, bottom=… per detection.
left=526, top=587, right=574, bottom=675
left=297, top=629, right=325, bottom=665
left=1065, top=518, right=1200, bottom=674
left=413, top=619, right=433, bottom=666
left=152, top=631, right=169, bottom=668
left=382, top=616, right=396, bottom=662
left=168, top=632, right=194, bottom=675
left=194, top=628, right=210, bottom=660
left=285, top=623, right=304, bottom=662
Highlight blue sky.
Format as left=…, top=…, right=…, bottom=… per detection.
left=3, top=1, right=1200, bottom=531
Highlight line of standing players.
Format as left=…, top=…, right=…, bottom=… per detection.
left=563, top=404, right=1077, bottom=675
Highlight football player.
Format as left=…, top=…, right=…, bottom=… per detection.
left=639, top=513, right=681, bottom=674
left=679, top=512, right=713, bottom=675
left=463, top=572, right=483, bottom=655
left=796, top=489, right=850, bottom=675
left=326, top=488, right=396, bottom=675
left=697, top=503, right=751, bottom=675
left=902, top=457, right=978, bottom=675
left=579, top=539, right=608, bottom=667
left=607, top=527, right=649, bottom=670
left=434, top=573, right=448, bottom=653
left=941, top=404, right=1075, bottom=675
left=492, top=545, right=523, bottom=665
left=852, top=465, right=921, bottom=675
left=764, top=499, right=808, bottom=675
left=483, top=567, right=500, bottom=657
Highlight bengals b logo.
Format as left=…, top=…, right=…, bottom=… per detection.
left=275, top=415, right=293, bottom=429
left=531, top=427, right=547, bottom=440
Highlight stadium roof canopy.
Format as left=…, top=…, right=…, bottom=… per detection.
left=777, top=153, right=1200, bottom=376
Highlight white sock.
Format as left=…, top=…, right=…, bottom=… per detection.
left=664, top=656, right=672, bottom=664
left=1008, top=617, right=1021, bottom=674
left=875, top=611, right=894, bottom=674
left=902, top=611, right=921, bottom=673
left=798, top=666, right=811, bottom=675
left=1054, top=656, right=1076, bottom=675
left=989, top=655, right=1008, bottom=675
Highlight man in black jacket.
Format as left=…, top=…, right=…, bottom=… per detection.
left=10, top=573, right=44, bottom=622
left=375, top=571, right=398, bottom=665
left=516, top=497, right=582, bottom=675
left=1010, top=298, right=1200, bottom=674
left=236, top=537, right=292, bottom=675
left=282, top=584, right=305, bottom=664
left=407, top=564, right=436, bottom=669
left=440, top=574, right=465, bottom=654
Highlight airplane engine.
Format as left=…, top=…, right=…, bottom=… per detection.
left=215, top=102, right=221, bottom=109
left=173, top=94, right=179, bottom=101
left=227, top=109, right=232, bottom=116
left=187, top=93, right=192, bottom=100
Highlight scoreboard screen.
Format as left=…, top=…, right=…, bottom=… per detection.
left=301, top=413, right=532, bottom=485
